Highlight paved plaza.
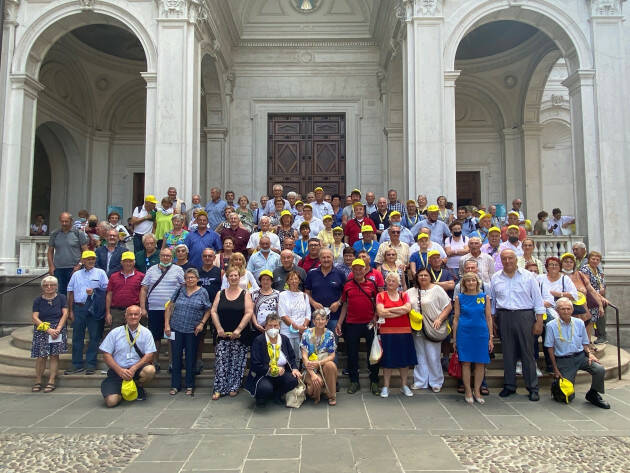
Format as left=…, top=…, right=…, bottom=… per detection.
left=1, top=380, right=630, bottom=473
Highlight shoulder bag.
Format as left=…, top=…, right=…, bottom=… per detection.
left=420, top=287, right=450, bottom=342
left=146, top=264, right=171, bottom=310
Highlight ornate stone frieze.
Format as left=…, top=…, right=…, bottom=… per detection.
left=78, top=0, right=95, bottom=10
left=5, top=0, right=21, bottom=21
left=160, top=0, right=208, bottom=24
left=590, top=0, right=623, bottom=16
left=397, top=0, right=442, bottom=20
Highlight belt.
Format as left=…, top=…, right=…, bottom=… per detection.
left=555, top=352, right=584, bottom=360
left=497, top=308, right=533, bottom=312
left=111, top=306, right=127, bottom=310
left=74, top=302, right=86, bottom=306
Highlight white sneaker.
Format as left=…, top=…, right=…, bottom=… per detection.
left=536, top=366, right=543, bottom=377
left=411, top=383, right=424, bottom=390
left=431, top=386, right=441, bottom=393
left=515, top=361, right=523, bottom=375
left=401, top=385, right=413, bottom=397
left=380, top=386, right=389, bottom=398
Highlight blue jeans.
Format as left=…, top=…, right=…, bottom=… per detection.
left=54, top=267, right=74, bottom=296
left=71, top=303, right=105, bottom=370
left=170, top=331, right=200, bottom=390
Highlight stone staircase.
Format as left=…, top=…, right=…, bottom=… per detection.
left=0, top=326, right=628, bottom=389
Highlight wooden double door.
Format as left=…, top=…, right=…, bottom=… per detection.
left=268, top=114, right=346, bottom=197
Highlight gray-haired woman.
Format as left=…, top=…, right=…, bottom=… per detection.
left=31, top=276, right=69, bottom=392
left=162, top=214, right=189, bottom=250
left=174, top=243, right=195, bottom=271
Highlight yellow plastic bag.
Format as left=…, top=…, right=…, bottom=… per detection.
left=121, top=379, right=138, bottom=401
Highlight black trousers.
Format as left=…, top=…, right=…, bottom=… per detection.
left=556, top=351, right=605, bottom=394
left=345, top=322, right=380, bottom=384
left=256, top=372, right=298, bottom=401
left=498, top=309, right=538, bottom=393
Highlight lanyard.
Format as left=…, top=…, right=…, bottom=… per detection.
left=430, top=267, right=443, bottom=282
left=378, top=212, right=387, bottom=223
left=125, top=325, right=140, bottom=348
left=300, top=239, right=308, bottom=255
left=418, top=252, right=428, bottom=269
left=332, top=243, right=343, bottom=259
left=408, top=214, right=418, bottom=226
left=556, top=318, right=574, bottom=343
left=363, top=241, right=373, bottom=253
left=439, top=209, right=448, bottom=220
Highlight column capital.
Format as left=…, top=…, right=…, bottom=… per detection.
left=141, top=72, right=158, bottom=88
left=4, top=0, right=21, bottom=24
left=501, top=127, right=522, bottom=138
left=562, top=69, right=596, bottom=93
left=158, top=0, right=209, bottom=25
left=443, top=70, right=461, bottom=86
left=521, top=123, right=544, bottom=135
left=9, top=73, right=44, bottom=98
left=204, top=126, right=228, bottom=139
left=402, top=0, right=442, bottom=18
left=589, top=0, right=625, bottom=18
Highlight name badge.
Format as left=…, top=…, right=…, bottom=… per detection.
left=358, top=232, right=363, bottom=240
left=379, top=224, right=384, bottom=230
left=126, top=352, right=132, bottom=359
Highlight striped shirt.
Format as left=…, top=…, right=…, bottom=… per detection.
left=141, top=265, right=184, bottom=311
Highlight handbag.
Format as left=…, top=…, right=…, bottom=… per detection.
left=285, top=378, right=306, bottom=408
left=368, top=325, right=383, bottom=365
left=448, top=352, right=462, bottom=378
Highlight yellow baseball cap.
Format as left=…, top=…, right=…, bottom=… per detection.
left=361, top=225, right=374, bottom=233
left=303, top=203, right=313, bottom=210
left=427, top=250, right=441, bottom=258
left=351, top=258, right=366, bottom=267
left=507, top=225, right=520, bottom=231
left=322, top=214, right=333, bottom=221
left=121, top=251, right=135, bottom=261
left=295, top=200, right=304, bottom=206
left=258, top=270, right=273, bottom=280
left=389, top=211, right=401, bottom=218
left=561, top=252, right=576, bottom=261
left=351, top=188, right=362, bottom=196
left=333, top=226, right=343, bottom=233
left=416, top=233, right=429, bottom=241
left=478, top=212, right=491, bottom=220
left=280, top=210, right=292, bottom=218
left=508, top=211, right=520, bottom=217
left=314, top=186, right=324, bottom=192
left=488, top=226, right=501, bottom=234
left=409, top=309, right=423, bottom=331
left=427, top=205, right=439, bottom=212
left=81, top=250, right=96, bottom=259
left=352, top=201, right=363, bottom=208
left=144, top=195, right=158, bottom=204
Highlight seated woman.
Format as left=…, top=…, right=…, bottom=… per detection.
left=245, top=312, right=302, bottom=407
left=301, top=309, right=338, bottom=406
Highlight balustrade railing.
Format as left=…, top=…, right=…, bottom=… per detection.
left=18, top=236, right=49, bottom=275
left=529, top=235, right=585, bottom=261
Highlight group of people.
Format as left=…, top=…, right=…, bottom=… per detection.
left=30, top=185, right=610, bottom=410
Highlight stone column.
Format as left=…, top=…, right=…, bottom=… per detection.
left=89, top=131, right=112, bottom=216
left=501, top=127, right=524, bottom=208
left=148, top=0, right=204, bottom=204
left=0, top=74, right=45, bottom=274
left=204, top=126, right=228, bottom=195
left=141, top=72, right=157, bottom=195
left=522, top=124, right=544, bottom=219
left=402, top=0, right=455, bottom=202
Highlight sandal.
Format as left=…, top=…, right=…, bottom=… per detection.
left=43, top=383, right=56, bottom=393
left=31, top=383, right=42, bottom=392
left=169, top=388, right=179, bottom=396
left=185, top=388, right=194, bottom=396
left=229, top=390, right=239, bottom=397
left=457, top=385, right=465, bottom=394
left=212, top=392, right=221, bottom=400
left=481, top=386, right=490, bottom=396
left=328, top=398, right=337, bottom=406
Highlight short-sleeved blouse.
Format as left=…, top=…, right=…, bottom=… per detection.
left=300, top=328, right=336, bottom=359
left=376, top=291, right=410, bottom=330
left=32, top=294, right=67, bottom=325
left=251, top=289, right=279, bottom=325
left=169, top=287, right=211, bottom=333
left=164, top=230, right=189, bottom=249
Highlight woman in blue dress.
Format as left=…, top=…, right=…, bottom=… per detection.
left=452, top=272, right=493, bottom=405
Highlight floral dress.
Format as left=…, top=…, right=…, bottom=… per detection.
left=580, top=264, right=605, bottom=321
left=163, top=229, right=189, bottom=249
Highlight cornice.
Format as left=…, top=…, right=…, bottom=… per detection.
left=236, top=40, right=378, bottom=48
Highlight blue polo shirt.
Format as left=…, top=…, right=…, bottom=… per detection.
left=183, top=230, right=222, bottom=268
left=352, top=239, right=379, bottom=268
left=304, top=266, right=346, bottom=319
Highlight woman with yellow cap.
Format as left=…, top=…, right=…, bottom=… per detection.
left=251, top=270, right=280, bottom=333
left=275, top=209, right=298, bottom=247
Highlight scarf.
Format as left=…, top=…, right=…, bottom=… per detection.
left=265, top=332, right=282, bottom=377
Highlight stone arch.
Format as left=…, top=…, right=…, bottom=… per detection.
left=445, top=1, right=591, bottom=75
left=99, top=79, right=148, bottom=133
left=201, top=54, right=225, bottom=128
left=12, top=1, right=156, bottom=77
left=522, top=50, right=563, bottom=125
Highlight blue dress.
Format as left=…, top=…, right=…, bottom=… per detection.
left=456, top=292, right=490, bottom=364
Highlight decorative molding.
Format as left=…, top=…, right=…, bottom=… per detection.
left=224, top=72, right=234, bottom=102
left=289, top=0, right=323, bottom=15
left=590, top=0, right=624, bottom=17
left=414, top=0, right=442, bottom=17
left=78, top=0, right=95, bottom=10
left=5, top=0, right=21, bottom=22
left=159, top=0, right=208, bottom=25
left=236, top=40, right=377, bottom=48
left=377, top=69, right=386, bottom=100
left=562, top=70, right=596, bottom=94
left=9, top=73, right=45, bottom=98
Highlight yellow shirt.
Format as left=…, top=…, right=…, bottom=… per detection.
left=317, top=229, right=335, bottom=248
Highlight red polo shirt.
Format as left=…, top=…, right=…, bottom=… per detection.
left=107, top=270, right=145, bottom=308
left=298, top=255, right=321, bottom=272
left=344, top=217, right=377, bottom=246
left=221, top=227, right=251, bottom=254
left=342, top=278, right=378, bottom=324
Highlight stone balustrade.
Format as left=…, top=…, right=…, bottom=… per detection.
left=17, top=236, right=49, bottom=275
left=529, top=235, right=585, bottom=261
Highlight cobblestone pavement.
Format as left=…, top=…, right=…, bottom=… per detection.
left=1, top=380, right=630, bottom=472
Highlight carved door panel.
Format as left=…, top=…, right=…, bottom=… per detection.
left=268, top=114, right=345, bottom=197
left=456, top=171, right=481, bottom=207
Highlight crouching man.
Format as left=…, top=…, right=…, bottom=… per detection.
left=99, top=305, right=157, bottom=407
left=544, top=298, right=610, bottom=409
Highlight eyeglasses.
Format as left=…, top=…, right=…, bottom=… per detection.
left=390, top=231, right=400, bottom=234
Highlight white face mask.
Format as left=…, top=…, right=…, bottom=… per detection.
left=266, top=328, right=279, bottom=338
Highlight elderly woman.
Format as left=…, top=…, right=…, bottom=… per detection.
left=406, top=268, right=452, bottom=392
left=162, top=214, right=189, bottom=249
left=376, top=272, right=415, bottom=398
left=216, top=236, right=235, bottom=274
left=164, top=268, right=211, bottom=396
left=174, top=244, right=195, bottom=271
left=278, top=271, right=311, bottom=360
left=436, top=195, right=454, bottom=224
left=580, top=251, right=609, bottom=344
left=561, top=253, right=602, bottom=337
left=245, top=312, right=301, bottom=407
left=220, top=252, right=259, bottom=292
left=275, top=210, right=298, bottom=246
left=154, top=197, right=174, bottom=248
left=235, top=195, right=254, bottom=232
left=31, top=276, right=69, bottom=392
left=135, top=233, right=160, bottom=273
left=379, top=248, right=407, bottom=291
left=251, top=270, right=280, bottom=333
left=453, top=272, right=493, bottom=404
left=517, top=238, right=544, bottom=274
left=445, top=221, right=469, bottom=276
left=539, top=257, right=578, bottom=317
left=301, top=308, right=338, bottom=405
left=211, top=265, right=254, bottom=400
left=270, top=197, right=286, bottom=227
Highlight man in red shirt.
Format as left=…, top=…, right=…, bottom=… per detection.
left=348, top=250, right=385, bottom=291
left=344, top=202, right=377, bottom=247
left=298, top=238, right=322, bottom=272
left=105, top=251, right=145, bottom=327
left=336, top=258, right=380, bottom=395
left=221, top=212, right=251, bottom=254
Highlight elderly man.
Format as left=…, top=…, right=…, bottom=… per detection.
left=336, top=258, right=380, bottom=395
left=341, top=188, right=363, bottom=224
left=481, top=227, right=503, bottom=271
left=352, top=225, right=379, bottom=268
left=547, top=208, right=575, bottom=236
left=184, top=211, right=222, bottom=268
left=500, top=225, right=524, bottom=256
left=273, top=249, right=307, bottom=291
left=221, top=212, right=250, bottom=254
left=305, top=248, right=345, bottom=333
left=379, top=211, right=414, bottom=245
left=247, top=235, right=281, bottom=278
left=387, top=189, right=406, bottom=217
left=403, top=200, right=423, bottom=230
left=490, top=249, right=545, bottom=401
left=365, top=191, right=377, bottom=215
left=572, top=242, right=588, bottom=269
left=167, top=187, right=186, bottom=215
left=510, top=198, right=525, bottom=223
left=140, top=248, right=185, bottom=369
left=186, top=194, right=203, bottom=224
left=65, top=250, right=109, bottom=375
left=100, top=305, right=156, bottom=406
left=470, top=212, right=492, bottom=244
left=427, top=250, right=456, bottom=299
left=131, top=195, right=157, bottom=253
left=292, top=204, right=324, bottom=238
left=420, top=205, right=451, bottom=245
left=96, top=228, right=126, bottom=276
left=298, top=238, right=322, bottom=272
left=247, top=216, right=281, bottom=254
left=134, top=233, right=160, bottom=273
left=344, top=202, right=377, bottom=246
left=417, top=194, right=428, bottom=215
left=488, top=204, right=503, bottom=228
left=311, top=186, right=333, bottom=220
left=459, top=236, right=495, bottom=285
left=105, top=251, right=145, bottom=328
left=264, top=184, right=290, bottom=215
left=205, top=187, right=228, bottom=231
left=501, top=211, right=527, bottom=242
left=545, top=298, right=610, bottom=409
left=369, top=197, right=390, bottom=238
left=47, top=212, right=89, bottom=295
left=409, top=226, right=447, bottom=261
left=375, top=223, right=410, bottom=269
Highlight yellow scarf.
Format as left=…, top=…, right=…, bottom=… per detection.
left=267, top=339, right=281, bottom=377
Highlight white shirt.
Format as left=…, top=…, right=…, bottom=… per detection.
left=278, top=291, right=311, bottom=337
left=246, top=231, right=281, bottom=251
left=409, top=242, right=447, bottom=259
left=292, top=216, right=325, bottom=238
left=132, top=205, right=153, bottom=235
left=99, top=325, right=156, bottom=369
left=311, top=201, right=333, bottom=220
left=547, top=216, right=574, bottom=236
